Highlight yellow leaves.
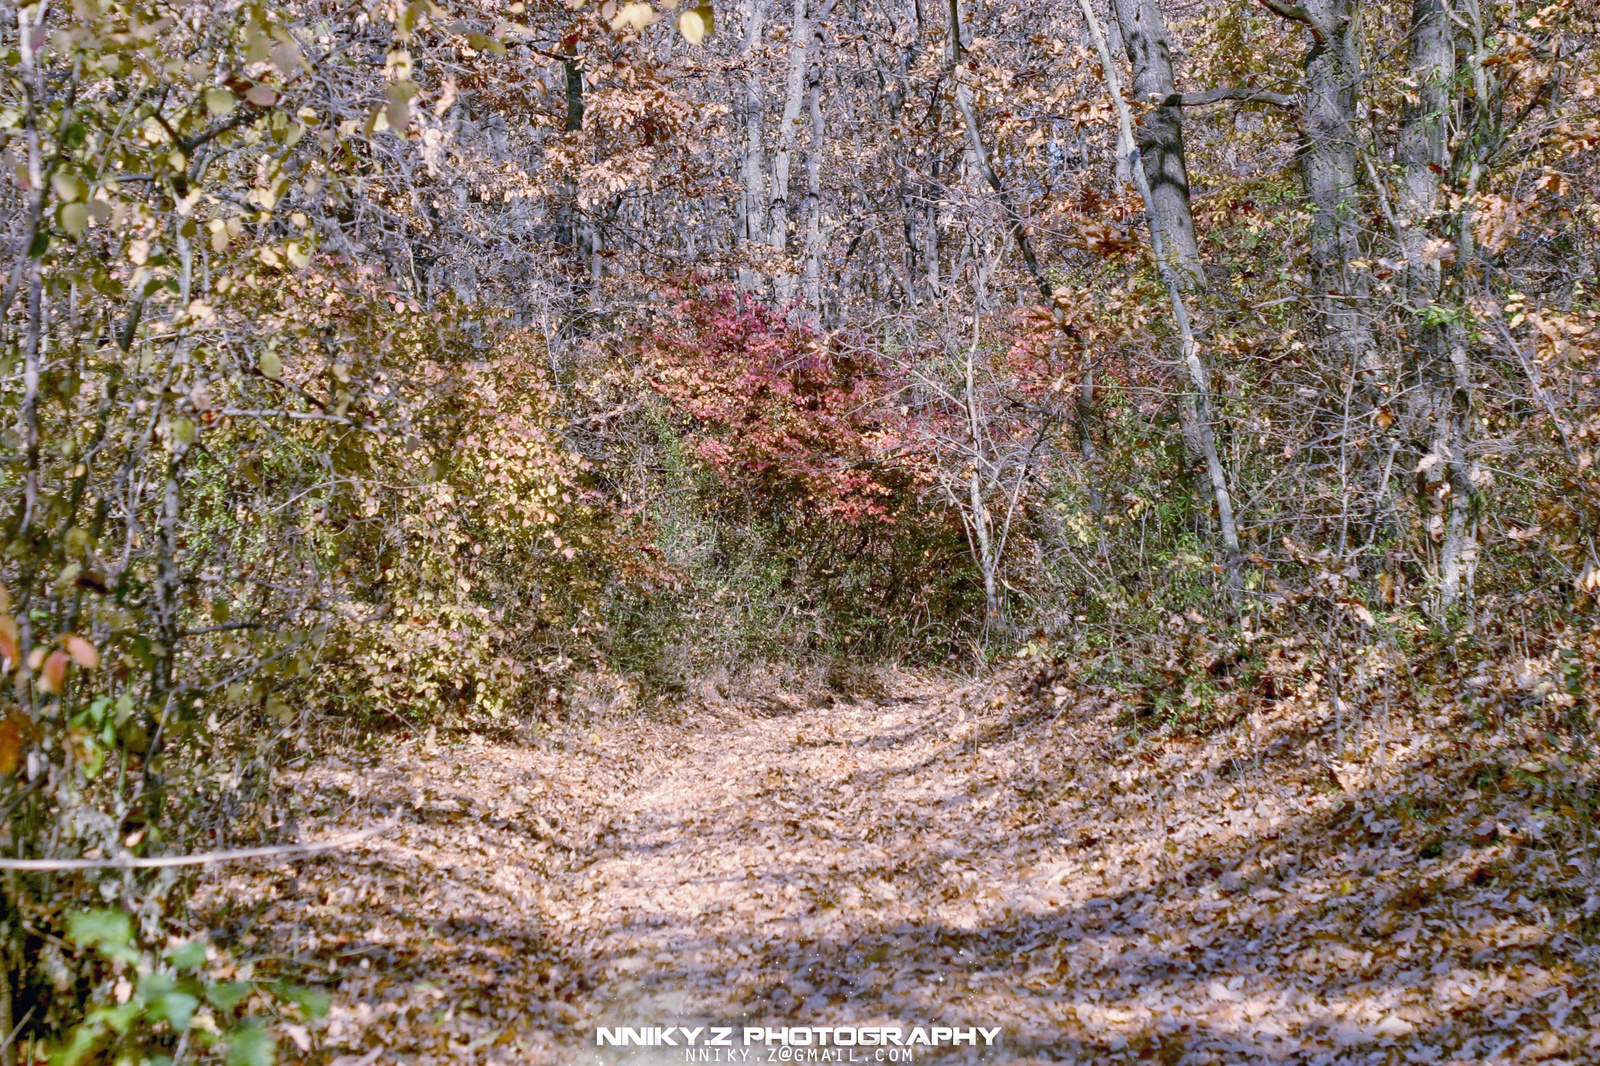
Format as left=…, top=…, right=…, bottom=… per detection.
left=249, top=174, right=284, bottom=209
left=678, top=4, right=714, bottom=44
left=185, top=298, right=217, bottom=325
left=244, top=18, right=273, bottom=64
left=1473, top=191, right=1528, bottom=253
left=270, top=33, right=304, bottom=75
left=1523, top=309, right=1597, bottom=364
left=51, top=172, right=88, bottom=202
left=610, top=2, right=655, bottom=34
left=394, top=0, right=440, bottom=43
left=206, top=88, right=237, bottom=115
left=59, top=202, right=89, bottom=238
left=387, top=80, right=419, bottom=133
left=1070, top=96, right=1114, bottom=130
left=1415, top=237, right=1455, bottom=265
left=1535, top=168, right=1568, bottom=196
left=0, top=708, right=37, bottom=774
left=432, top=76, right=459, bottom=120
left=126, top=9, right=173, bottom=42
left=259, top=350, right=283, bottom=379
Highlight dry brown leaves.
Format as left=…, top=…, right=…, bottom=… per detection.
left=197, top=669, right=1600, bottom=1065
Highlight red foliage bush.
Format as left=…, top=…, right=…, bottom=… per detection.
left=647, top=284, right=931, bottom=527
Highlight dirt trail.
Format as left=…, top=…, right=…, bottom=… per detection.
left=568, top=687, right=1071, bottom=1063
left=202, top=674, right=1600, bottom=1065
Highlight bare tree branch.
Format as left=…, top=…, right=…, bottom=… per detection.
left=0, top=815, right=401, bottom=871
left=1254, top=0, right=1329, bottom=48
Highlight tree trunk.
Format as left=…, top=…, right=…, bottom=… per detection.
left=1299, top=0, right=1374, bottom=379
left=555, top=45, right=601, bottom=326
left=553, top=51, right=584, bottom=259
left=740, top=0, right=770, bottom=289
left=1081, top=0, right=1243, bottom=598
left=1079, top=359, right=1107, bottom=559
left=1112, top=0, right=1210, bottom=491
left=882, top=40, right=919, bottom=308
left=802, top=61, right=823, bottom=318
left=1111, top=0, right=1204, bottom=290
left=802, top=0, right=835, bottom=321
left=922, top=156, right=941, bottom=301
left=771, top=0, right=810, bottom=302
left=1261, top=0, right=1390, bottom=560
left=1398, top=0, right=1477, bottom=614
left=965, top=376, right=1003, bottom=633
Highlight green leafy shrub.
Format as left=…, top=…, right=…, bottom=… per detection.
left=47, top=910, right=326, bottom=1066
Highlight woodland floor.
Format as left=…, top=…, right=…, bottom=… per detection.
left=196, top=667, right=1600, bottom=1065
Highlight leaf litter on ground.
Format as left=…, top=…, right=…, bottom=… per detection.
left=195, top=666, right=1600, bottom=1064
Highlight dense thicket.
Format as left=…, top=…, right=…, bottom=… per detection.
left=2, top=0, right=1598, bottom=1058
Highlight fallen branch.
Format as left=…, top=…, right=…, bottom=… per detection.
left=0, top=814, right=401, bottom=871
left=1163, top=86, right=1298, bottom=108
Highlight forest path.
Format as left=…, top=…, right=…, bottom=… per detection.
left=203, top=673, right=1598, bottom=1065
left=565, top=684, right=1075, bottom=1064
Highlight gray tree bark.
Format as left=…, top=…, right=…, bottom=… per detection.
left=802, top=0, right=836, bottom=321
left=771, top=0, right=810, bottom=302
left=1082, top=0, right=1243, bottom=598
left=1284, top=0, right=1374, bottom=377
left=739, top=0, right=770, bottom=289
left=1397, top=0, right=1477, bottom=613
left=1111, top=0, right=1205, bottom=290
left=556, top=44, right=601, bottom=324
